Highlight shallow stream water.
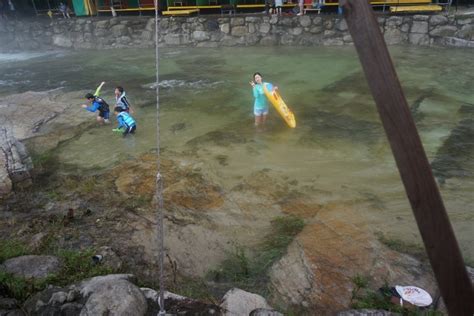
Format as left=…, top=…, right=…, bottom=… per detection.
left=1, top=46, right=473, bottom=261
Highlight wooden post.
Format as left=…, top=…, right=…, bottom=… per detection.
left=340, top=1, right=473, bottom=315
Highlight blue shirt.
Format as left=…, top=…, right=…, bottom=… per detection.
left=116, top=112, right=136, bottom=129
left=252, top=82, right=272, bottom=110
left=85, top=100, right=101, bottom=113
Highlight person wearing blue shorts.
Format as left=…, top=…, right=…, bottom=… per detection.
left=249, top=72, right=276, bottom=128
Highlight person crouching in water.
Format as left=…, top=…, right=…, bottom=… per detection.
left=81, top=81, right=107, bottom=122
left=113, top=107, right=136, bottom=136
left=115, top=86, right=133, bottom=113
left=82, top=92, right=110, bottom=124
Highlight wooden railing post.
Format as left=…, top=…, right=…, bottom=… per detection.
left=340, top=0, right=473, bottom=314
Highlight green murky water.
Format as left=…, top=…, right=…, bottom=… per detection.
left=1, top=46, right=473, bottom=261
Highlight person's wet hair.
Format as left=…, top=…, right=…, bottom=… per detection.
left=116, top=86, right=124, bottom=93
left=253, top=72, right=262, bottom=80
left=114, top=106, right=124, bottom=113
left=85, top=93, right=94, bottom=99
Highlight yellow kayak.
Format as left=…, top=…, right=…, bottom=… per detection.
left=263, top=84, right=296, bottom=128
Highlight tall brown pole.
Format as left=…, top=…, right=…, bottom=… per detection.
left=340, top=1, right=473, bottom=315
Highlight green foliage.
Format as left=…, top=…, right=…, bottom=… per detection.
left=350, top=276, right=443, bottom=316
left=78, top=178, right=98, bottom=194
left=0, top=271, right=48, bottom=302
left=207, top=215, right=305, bottom=295
left=30, top=150, right=58, bottom=177
left=46, top=249, right=115, bottom=287
left=123, top=195, right=152, bottom=210
left=351, top=286, right=395, bottom=311
left=463, top=256, right=474, bottom=268
left=0, top=240, right=28, bottom=263
left=0, top=248, right=116, bottom=302
left=30, top=151, right=54, bottom=168
left=170, top=276, right=218, bottom=304
left=352, top=274, right=369, bottom=289
left=45, top=190, right=61, bottom=200
left=207, top=246, right=251, bottom=284
left=351, top=274, right=369, bottom=302
left=375, top=232, right=426, bottom=259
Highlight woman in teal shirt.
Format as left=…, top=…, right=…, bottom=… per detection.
left=249, top=72, right=274, bottom=128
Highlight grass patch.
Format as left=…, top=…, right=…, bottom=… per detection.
left=30, top=150, right=55, bottom=169
left=46, top=249, right=116, bottom=287
left=29, top=150, right=59, bottom=178
left=375, top=232, right=427, bottom=259
left=0, top=248, right=117, bottom=302
left=207, top=215, right=304, bottom=295
left=350, top=275, right=443, bottom=316
left=0, top=271, right=48, bottom=302
left=122, top=195, right=153, bottom=210
left=170, top=276, right=219, bottom=304
left=0, top=240, right=28, bottom=263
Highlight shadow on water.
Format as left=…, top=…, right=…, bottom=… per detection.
left=187, top=130, right=248, bottom=148
left=298, top=110, right=382, bottom=147
left=320, top=71, right=369, bottom=94
left=431, top=104, right=474, bottom=184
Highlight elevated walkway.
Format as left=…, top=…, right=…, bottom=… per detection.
left=162, top=8, right=200, bottom=14
left=95, top=0, right=452, bottom=16
left=390, top=4, right=443, bottom=12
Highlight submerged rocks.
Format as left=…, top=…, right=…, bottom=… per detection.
left=186, top=130, right=247, bottom=148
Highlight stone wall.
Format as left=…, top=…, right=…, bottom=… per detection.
left=0, top=13, right=473, bottom=51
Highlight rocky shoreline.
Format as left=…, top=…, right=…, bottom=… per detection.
left=0, top=11, right=473, bottom=51
left=1, top=89, right=465, bottom=314
left=1, top=12, right=473, bottom=311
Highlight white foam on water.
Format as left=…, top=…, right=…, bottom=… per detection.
left=0, top=52, right=62, bottom=63
left=0, top=79, right=31, bottom=86
left=145, top=79, right=224, bottom=90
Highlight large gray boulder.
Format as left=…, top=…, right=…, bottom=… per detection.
left=0, top=127, right=32, bottom=199
left=268, top=209, right=438, bottom=312
left=79, top=274, right=147, bottom=316
left=23, top=274, right=147, bottom=316
left=220, top=288, right=271, bottom=316
left=0, top=90, right=94, bottom=154
left=0, top=255, right=61, bottom=279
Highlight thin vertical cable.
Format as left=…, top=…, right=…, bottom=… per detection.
left=154, top=0, right=165, bottom=314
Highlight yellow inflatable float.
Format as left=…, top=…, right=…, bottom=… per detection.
left=263, top=84, right=296, bottom=128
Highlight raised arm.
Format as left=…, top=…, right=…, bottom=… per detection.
left=94, top=81, right=106, bottom=97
